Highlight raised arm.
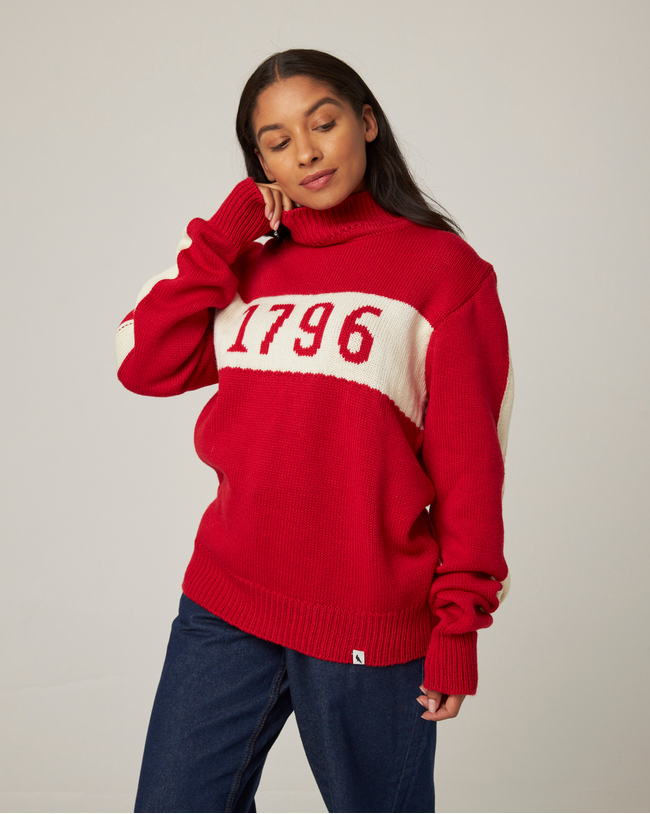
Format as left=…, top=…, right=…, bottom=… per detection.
left=115, top=177, right=270, bottom=397
left=422, top=268, right=514, bottom=696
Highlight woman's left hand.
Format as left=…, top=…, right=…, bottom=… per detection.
left=417, top=685, right=467, bottom=721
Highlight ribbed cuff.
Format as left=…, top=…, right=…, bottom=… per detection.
left=423, top=630, right=478, bottom=695
left=208, top=177, right=271, bottom=259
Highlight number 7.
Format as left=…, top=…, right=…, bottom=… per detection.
left=260, top=304, right=296, bottom=355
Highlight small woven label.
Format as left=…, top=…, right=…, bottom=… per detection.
left=352, top=650, right=365, bottom=664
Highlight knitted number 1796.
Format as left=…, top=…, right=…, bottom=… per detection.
left=228, top=301, right=383, bottom=364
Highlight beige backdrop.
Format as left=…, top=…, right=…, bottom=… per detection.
left=1, top=0, right=649, bottom=811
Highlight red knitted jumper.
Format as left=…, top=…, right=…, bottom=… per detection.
left=115, top=177, right=514, bottom=695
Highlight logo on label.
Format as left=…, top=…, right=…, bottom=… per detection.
left=352, top=650, right=365, bottom=664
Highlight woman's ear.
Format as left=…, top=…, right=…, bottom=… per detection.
left=361, top=105, right=379, bottom=144
left=254, top=148, right=276, bottom=183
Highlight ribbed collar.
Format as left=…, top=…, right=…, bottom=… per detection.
left=281, top=190, right=410, bottom=247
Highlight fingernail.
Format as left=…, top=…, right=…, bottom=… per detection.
left=417, top=697, right=427, bottom=707
left=428, top=699, right=437, bottom=713
left=419, top=685, right=426, bottom=693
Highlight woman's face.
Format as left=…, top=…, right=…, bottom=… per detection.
left=253, top=75, right=378, bottom=210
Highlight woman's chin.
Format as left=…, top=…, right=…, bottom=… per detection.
left=294, top=188, right=356, bottom=210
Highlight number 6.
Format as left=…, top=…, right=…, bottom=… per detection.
left=338, top=306, right=382, bottom=363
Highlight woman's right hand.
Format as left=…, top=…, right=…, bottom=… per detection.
left=256, top=182, right=296, bottom=232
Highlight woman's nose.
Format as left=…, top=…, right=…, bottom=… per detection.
left=296, top=135, right=322, bottom=166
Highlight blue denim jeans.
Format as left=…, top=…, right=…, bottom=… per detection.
left=134, top=593, right=436, bottom=813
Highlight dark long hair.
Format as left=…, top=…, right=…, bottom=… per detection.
left=235, top=48, right=463, bottom=239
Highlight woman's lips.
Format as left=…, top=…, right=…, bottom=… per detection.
left=301, top=169, right=336, bottom=190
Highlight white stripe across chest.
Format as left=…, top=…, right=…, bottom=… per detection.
left=214, top=290, right=434, bottom=429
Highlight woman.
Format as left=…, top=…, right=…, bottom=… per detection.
left=116, top=48, right=514, bottom=813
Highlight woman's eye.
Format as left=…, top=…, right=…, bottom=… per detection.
left=269, top=122, right=334, bottom=151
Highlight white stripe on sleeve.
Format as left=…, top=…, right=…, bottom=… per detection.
left=115, top=319, right=135, bottom=369
left=134, top=231, right=192, bottom=308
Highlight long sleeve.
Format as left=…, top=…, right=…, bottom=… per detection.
left=422, top=268, right=514, bottom=695
left=115, top=177, right=270, bottom=396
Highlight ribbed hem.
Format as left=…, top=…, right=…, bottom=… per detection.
left=423, top=630, right=478, bottom=695
left=182, top=542, right=433, bottom=668
left=208, top=177, right=270, bottom=259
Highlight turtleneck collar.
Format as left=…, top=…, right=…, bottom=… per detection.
left=281, top=190, right=410, bottom=247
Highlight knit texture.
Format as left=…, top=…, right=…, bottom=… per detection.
left=115, top=177, right=514, bottom=695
